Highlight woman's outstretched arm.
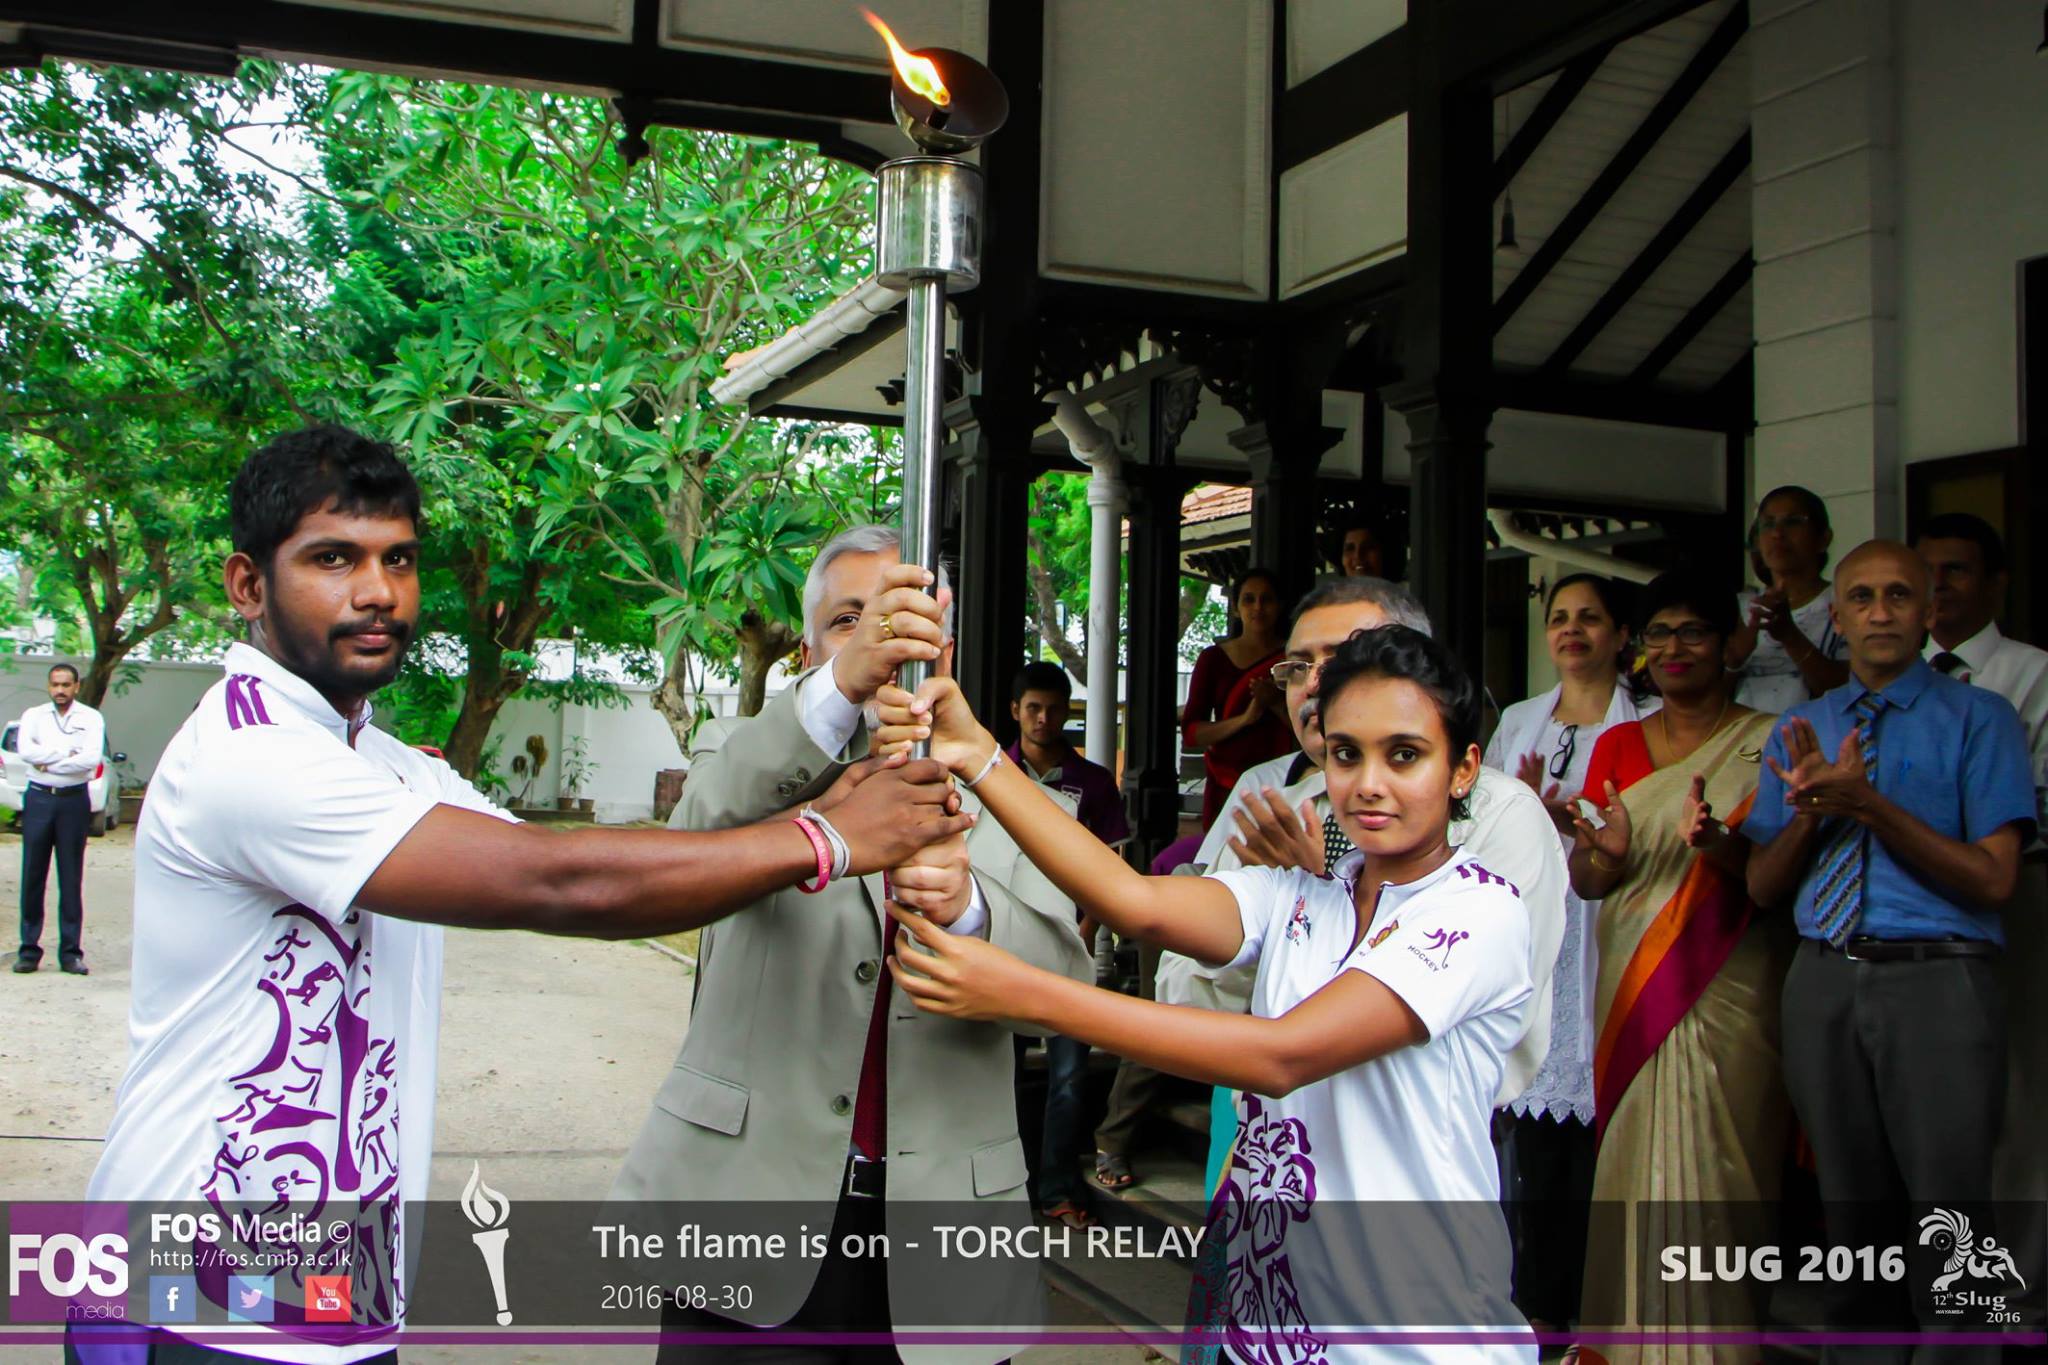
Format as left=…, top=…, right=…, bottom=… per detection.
left=877, top=676, right=1246, bottom=965
left=889, top=907, right=1426, bottom=1096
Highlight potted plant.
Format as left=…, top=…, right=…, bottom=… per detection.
left=559, top=735, right=597, bottom=812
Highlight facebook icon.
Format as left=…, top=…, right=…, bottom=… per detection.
left=150, top=1275, right=197, bottom=1323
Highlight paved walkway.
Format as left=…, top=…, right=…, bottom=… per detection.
left=0, top=826, right=1146, bottom=1364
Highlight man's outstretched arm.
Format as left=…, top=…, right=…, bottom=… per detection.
left=358, top=756, right=971, bottom=938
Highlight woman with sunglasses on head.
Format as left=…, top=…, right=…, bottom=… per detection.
left=1482, top=574, right=1657, bottom=1338
left=1727, top=485, right=1850, bottom=711
left=876, top=626, right=1536, bottom=1365
left=1565, top=571, right=1794, bottom=1365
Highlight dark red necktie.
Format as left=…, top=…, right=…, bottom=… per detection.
left=850, top=910, right=898, bottom=1160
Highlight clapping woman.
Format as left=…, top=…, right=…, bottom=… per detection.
left=1566, top=572, right=1792, bottom=1365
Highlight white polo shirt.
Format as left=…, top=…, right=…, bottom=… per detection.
left=87, top=642, right=512, bottom=1362
left=1204, top=850, right=1535, bottom=1365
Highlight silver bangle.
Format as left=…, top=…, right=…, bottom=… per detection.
left=803, top=806, right=852, bottom=880
left=964, top=746, right=1004, bottom=789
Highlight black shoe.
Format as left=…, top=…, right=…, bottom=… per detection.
left=59, top=959, right=87, bottom=976
left=11, top=957, right=36, bottom=974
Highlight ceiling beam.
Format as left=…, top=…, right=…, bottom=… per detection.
left=1443, top=0, right=1724, bottom=93
left=1491, top=368, right=1735, bottom=430
left=1276, top=26, right=1411, bottom=171
left=1544, top=131, right=1750, bottom=373
left=1632, top=251, right=1753, bottom=384
left=0, top=0, right=890, bottom=127
left=1491, top=43, right=1610, bottom=196
left=1492, top=1, right=1748, bottom=334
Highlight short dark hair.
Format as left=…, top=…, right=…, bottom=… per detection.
left=46, top=662, right=79, bottom=684
left=1012, top=661, right=1072, bottom=704
left=1315, top=624, right=1482, bottom=822
left=1916, top=512, right=2008, bottom=577
left=231, top=424, right=423, bottom=570
left=1639, top=568, right=1740, bottom=640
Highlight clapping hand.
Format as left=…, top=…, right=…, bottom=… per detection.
left=1766, top=717, right=1871, bottom=821
left=1227, top=788, right=1324, bottom=874
left=1571, top=780, right=1632, bottom=864
left=1515, top=751, right=1573, bottom=835
left=1680, top=774, right=1725, bottom=849
left=1749, top=587, right=1798, bottom=643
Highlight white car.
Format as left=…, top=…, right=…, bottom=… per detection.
left=0, top=720, right=126, bottom=837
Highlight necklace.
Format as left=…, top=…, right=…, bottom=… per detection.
left=1660, top=692, right=1732, bottom=763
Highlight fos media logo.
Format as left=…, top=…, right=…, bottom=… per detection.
left=6, top=1204, right=129, bottom=1323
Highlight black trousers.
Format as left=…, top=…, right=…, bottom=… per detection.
left=1498, top=1109, right=1597, bottom=1327
left=1781, top=940, right=2007, bottom=1365
left=19, top=782, right=88, bottom=964
left=658, top=1187, right=894, bottom=1364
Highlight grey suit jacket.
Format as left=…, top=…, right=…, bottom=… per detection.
left=611, top=673, right=1092, bottom=1354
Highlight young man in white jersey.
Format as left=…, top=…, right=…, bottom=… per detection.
left=71, top=425, right=970, bottom=1365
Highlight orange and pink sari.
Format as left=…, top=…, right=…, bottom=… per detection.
left=1575, top=712, right=1794, bottom=1365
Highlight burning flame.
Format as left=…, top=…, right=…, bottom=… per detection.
left=862, top=9, right=950, bottom=107
left=460, top=1161, right=511, bottom=1231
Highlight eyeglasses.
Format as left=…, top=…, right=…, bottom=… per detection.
left=1640, top=623, right=1716, bottom=647
left=1549, top=723, right=1579, bottom=782
left=1757, top=513, right=1813, bottom=533
left=1270, top=659, right=1315, bottom=688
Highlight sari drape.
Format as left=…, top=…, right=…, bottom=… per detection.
left=1577, top=712, right=1794, bottom=1365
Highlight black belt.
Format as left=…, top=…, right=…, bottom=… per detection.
left=27, top=781, right=87, bottom=796
left=843, top=1153, right=884, bottom=1200
left=1820, top=936, right=1999, bottom=963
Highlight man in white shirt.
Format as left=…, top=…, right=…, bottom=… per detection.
left=14, top=660, right=104, bottom=974
left=1914, top=513, right=2048, bottom=1231
left=1159, top=575, right=1567, bottom=1104
left=76, top=426, right=971, bottom=1365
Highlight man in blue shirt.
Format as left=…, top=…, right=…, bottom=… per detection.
left=1747, top=540, right=2035, bottom=1353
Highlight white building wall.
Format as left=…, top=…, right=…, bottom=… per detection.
left=1894, top=0, right=2048, bottom=463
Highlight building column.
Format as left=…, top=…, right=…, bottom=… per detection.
left=945, top=395, right=1042, bottom=725
left=1749, top=0, right=1899, bottom=543
left=1385, top=383, right=1492, bottom=669
left=1232, top=414, right=1344, bottom=604
left=1122, top=458, right=1187, bottom=865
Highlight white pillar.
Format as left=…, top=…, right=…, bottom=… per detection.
left=1749, top=0, right=1900, bottom=544
left=1049, top=392, right=1125, bottom=770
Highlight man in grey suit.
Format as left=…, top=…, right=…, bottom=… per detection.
left=614, top=524, right=1094, bottom=1363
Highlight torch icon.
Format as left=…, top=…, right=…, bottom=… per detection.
left=459, top=1161, right=514, bottom=1326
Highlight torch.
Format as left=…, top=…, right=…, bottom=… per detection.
left=863, top=11, right=1008, bottom=737
left=459, top=1161, right=514, bottom=1327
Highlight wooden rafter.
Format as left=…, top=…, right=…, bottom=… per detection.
left=1544, top=131, right=1750, bottom=373
left=1632, top=251, right=1754, bottom=384
left=1492, top=1, right=1748, bottom=333
left=1492, top=44, right=1610, bottom=196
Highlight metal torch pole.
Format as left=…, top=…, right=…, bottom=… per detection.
left=896, top=275, right=948, bottom=743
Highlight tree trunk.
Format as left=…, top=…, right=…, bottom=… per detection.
left=78, top=642, right=126, bottom=710
left=1024, top=528, right=1090, bottom=680
left=735, top=612, right=799, bottom=717
left=439, top=544, right=555, bottom=779
left=441, top=679, right=512, bottom=779
left=650, top=646, right=698, bottom=753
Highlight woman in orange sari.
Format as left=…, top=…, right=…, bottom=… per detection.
left=1567, top=571, right=1794, bottom=1364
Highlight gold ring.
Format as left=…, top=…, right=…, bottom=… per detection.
left=879, top=613, right=894, bottom=639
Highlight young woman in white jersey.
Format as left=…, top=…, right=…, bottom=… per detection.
left=878, top=625, right=1537, bottom=1365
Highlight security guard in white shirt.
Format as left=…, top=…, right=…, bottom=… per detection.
left=1914, top=513, right=2048, bottom=1237
left=14, top=660, right=104, bottom=974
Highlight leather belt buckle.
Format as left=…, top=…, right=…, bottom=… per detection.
left=844, top=1154, right=884, bottom=1200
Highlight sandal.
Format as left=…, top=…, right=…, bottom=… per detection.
left=1042, top=1200, right=1097, bottom=1229
left=1093, top=1152, right=1136, bottom=1190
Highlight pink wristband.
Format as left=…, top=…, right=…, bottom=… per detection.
left=792, top=816, right=832, bottom=893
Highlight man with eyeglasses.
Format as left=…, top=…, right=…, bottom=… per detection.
left=1746, top=541, right=2034, bottom=1355
left=1157, top=576, right=1566, bottom=1110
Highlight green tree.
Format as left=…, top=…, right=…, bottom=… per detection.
left=325, top=77, right=883, bottom=744
left=0, top=61, right=336, bottom=703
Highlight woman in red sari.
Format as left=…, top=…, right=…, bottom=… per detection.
left=1566, top=571, right=1794, bottom=1365
left=1182, top=567, right=1294, bottom=830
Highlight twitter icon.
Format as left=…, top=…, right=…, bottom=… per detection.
left=150, top=1276, right=197, bottom=1323
left=229, top=1274, right=275, bottom=1323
